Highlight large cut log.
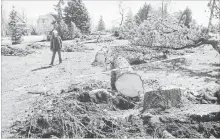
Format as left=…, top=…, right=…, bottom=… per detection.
left=110, top=55, right=144, bottom=97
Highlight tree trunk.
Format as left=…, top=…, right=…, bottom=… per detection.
left=132, top=38, right=220, bottom=54
left=162, top=0, right=164, bottom=18
left=203, top=39, right=220, bottom=54
left=207, top=0, right=216, bottom=33
left=110, top=55, right=144, bottom=97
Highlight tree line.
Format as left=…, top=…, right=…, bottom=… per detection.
left=5, top=0, right=220, bottom=46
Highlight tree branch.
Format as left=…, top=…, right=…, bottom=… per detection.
left=131, top=38, right=220, bottom=53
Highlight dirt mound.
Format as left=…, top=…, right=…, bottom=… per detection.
left=1, top=45, right=34, bottom=56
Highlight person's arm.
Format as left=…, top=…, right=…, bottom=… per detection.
left=50, top=38, right=52, bottom=50
left=59, top=36, right=62, bottom=48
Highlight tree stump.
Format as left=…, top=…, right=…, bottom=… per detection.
left=141, top=89, right=183, bottom=113
left=110, top=55, right=144, bottom=97
left=91, top=50, right=107, bottom=68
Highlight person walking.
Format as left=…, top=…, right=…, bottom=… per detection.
left=50, top=30, right=62, bottom=65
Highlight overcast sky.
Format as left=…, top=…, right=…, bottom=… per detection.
left=2, top=0, right=216, bottom=30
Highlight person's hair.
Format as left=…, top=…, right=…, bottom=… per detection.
left=52, top=30, right=58, bottom=36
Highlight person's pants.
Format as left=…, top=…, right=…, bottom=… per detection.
left=50, top=49, right=62, bottom=64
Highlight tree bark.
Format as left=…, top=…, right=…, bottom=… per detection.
left=207, top=0, right=216, bottom=33
left=111, top=55, right=144, bottom=97
left=132, top=38, right=220, bottom=54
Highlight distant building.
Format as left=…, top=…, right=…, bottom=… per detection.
left=36, top=13, right=56, bottom=35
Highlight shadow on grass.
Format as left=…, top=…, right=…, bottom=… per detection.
left=31, top=65, right=53, bottom=72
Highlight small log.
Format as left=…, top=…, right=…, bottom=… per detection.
left=28, top=91, right=45, bottom=95
left=111, top=55, right=144, bottom=97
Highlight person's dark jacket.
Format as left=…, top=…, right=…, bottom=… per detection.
left=50, top=36, right=62, bottom=51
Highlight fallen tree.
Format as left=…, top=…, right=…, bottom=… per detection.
left=132, top=37, right=220, bottom=54
left=110, top=55, right=144, bottom=98
left=122, top=12, right=220, bottom=55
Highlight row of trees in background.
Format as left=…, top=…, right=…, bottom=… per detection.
left=6, top=0, right=92, bottom=44
left=53, top=0, right=107, bottom=39
left=6, top=0, right=219, bottom=45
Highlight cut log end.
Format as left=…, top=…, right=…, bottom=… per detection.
left=111, top=55, right=144, bottom=97
left=115, top=73, right=144, bottom=97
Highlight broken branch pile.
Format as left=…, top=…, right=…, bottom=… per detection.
left=62, top=40, right=94, bottom=52
left=27, top=42, right=50, bottom=49
left=10, top=79, right=220, bottom=138
left=10, top=80, right=146, bottom=138
left=1, top=45, right=34, bottom=56
left=110, top=45, right=169, bottom=65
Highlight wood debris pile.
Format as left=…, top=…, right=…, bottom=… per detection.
left=1, top=45, right=34, bottom=56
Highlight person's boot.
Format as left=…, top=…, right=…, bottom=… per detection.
left=59, top=59, right=62, bottom=64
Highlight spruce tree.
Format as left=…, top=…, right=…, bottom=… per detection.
left=53, top=0, right=65, bottom=39
left=179, top=7, right=192, bottom=28
left=8, top=6, right=22, bottom=44
left=97, top=16, right=105, bottom=31
left=135, top=3, right=152, bottom=24
left=64, top=0, right=91, bottom=34
left=60, top=20, right=71, bottom=40
left=124, top=9, right=134, bottom=27
left=69, top=21, right=81, bottom=39
left=122, top=9, right=137, bottom=39
left=183, top=7, right=192, bottom=28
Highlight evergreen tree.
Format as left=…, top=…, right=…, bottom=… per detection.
left=64, top=0, right=91, bottom=34
left=184, top=7, right=192, bottom=28
left=135, top=3, right=152, bottom=24
left=124, top=9, right=133, bottom=27
left=60, top=20, right=71, bottom=40
left=8, top=6, right=22, bottom=44
left=97, top=16, right=105, bottom=31
left=1, top=2, right=7, bottom=37
left=69, top=21, right=81, bottom=39
left=179, top=7, right=192, bottom=28
left=207, top=0, right=220, bottom=33
left=160, top=0, right=170, bottom=18
left=54, top=0, right=65, bottom=39
left=122, top=9, right=137, bottom=39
